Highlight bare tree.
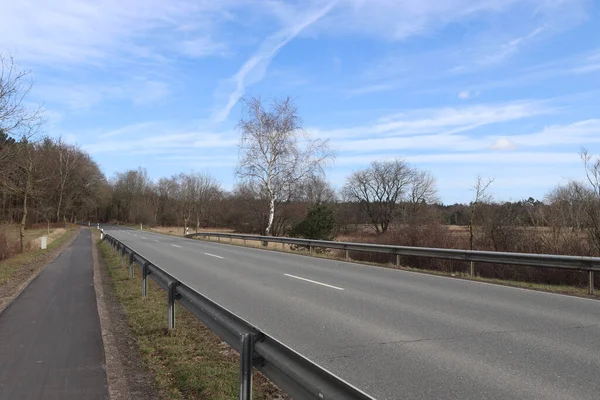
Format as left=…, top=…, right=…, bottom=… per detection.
left=54, top=139, right=82, bottom=222
left=579, top=148, right=600, bottom=254
left=236, top=96, right=334, bottom=236
left=469, top=175, right=494, bottom=251
left=342, top=159, right=413, bottom=234
left=192, top=173, right=221, bottom=232
left=1, top=139, right=52, bottom=251
left=296, top=175, right=336, bottom=204
left=403, top=170, right=439, bottom=222
left=0, top=54, right=43, bottom=143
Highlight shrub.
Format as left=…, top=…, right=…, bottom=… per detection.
left=290, top=204, right=336, bottom=241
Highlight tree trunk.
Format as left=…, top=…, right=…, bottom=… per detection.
left=20, top=191, right=28, bottom=253
left=56, top=184, right=64, bottom=222
left=265, top=195, right=275, bottom=236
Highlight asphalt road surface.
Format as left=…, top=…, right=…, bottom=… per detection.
left=104, top=226, right=600, bottom=400
left=0, top=230, right=108, bottom=400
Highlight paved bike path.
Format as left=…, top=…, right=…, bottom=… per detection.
left=0, top=229, right=108, bottom=400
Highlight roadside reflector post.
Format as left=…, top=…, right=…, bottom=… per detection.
left=470, top=261, right=475, bottom=277
left=590, top=271, right=595, bottom=295
left=396, top=254, right=400, bottom=267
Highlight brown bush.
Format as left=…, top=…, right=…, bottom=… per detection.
left=337, top=223, right=595, bottom=288
left=0, top=227, right=20, bottom=261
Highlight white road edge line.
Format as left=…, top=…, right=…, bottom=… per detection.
left=153, top=240, right=160, bottom=243
left=171, top=244, right=181, bottom=248
left=204, top=253, right=224, bottom=259
left=284, top=274, right=345, bottom=291
left=141, top=236, right=147, bottom=239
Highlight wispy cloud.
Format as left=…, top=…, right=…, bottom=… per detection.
left=311, top=100, right=553, bottom=140
left=458, top=90, right=481, bottom=99
left=211, top=2, right=337, bottom=123
left=479, top=26, right=546, bottom=65
left=330, top=118, right=600, bottom=154
left=83, top=130, right=237, bottom=155
left=34, top=77, right=171, bottom=110
left=0, top=0, right=234, bottom=66
left=179, top=37, right=229, bottom=58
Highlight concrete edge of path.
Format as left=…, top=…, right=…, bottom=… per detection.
left=0, top=228, right=82, bottom=315
left=91, top=230, right=160, bottom=400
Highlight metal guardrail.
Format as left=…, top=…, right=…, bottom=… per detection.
left=101, top=231, right=376, bottom=400
left=185, top=232, right=600, bottom=295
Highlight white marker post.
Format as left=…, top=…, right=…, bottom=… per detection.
left=140, top=223, right=143, bottom=231
left=41, top=236, right=47, bottom=250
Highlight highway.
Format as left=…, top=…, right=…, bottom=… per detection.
left=103, top=226, right=600, bottom=400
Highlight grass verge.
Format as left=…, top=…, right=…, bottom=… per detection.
left=0, top=227, right=77, bottom=286
left=97, top=239, right=284, bottom=400
left=193, top=236, right=600, bottom=300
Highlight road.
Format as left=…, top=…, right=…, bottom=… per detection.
left=104, top=226, right=600, bottom=400
left=0, top=230, right=108, bottom=400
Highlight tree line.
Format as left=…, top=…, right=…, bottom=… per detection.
left=2, top=53, right=600, bottom=263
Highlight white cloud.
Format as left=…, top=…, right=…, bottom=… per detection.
left=81, top=123, right=238, bottom=155
left=34, top=77, right=171, bottom=110
left=322, top=0, right=584, bottom=40
left=334, top=152, right=581, bottom=166
left=0, top=0, right=235, bottom=66
left=311, top=100, right=553, bottom=140
left=490, top=138, right=518, bottom=150
left=180, top=37, right=228, bottom=58
left=328, top=118, right=600, bottom=156
left=480, top=26, right=546, bottom=65
left=211, top=2, right=336, bottom=123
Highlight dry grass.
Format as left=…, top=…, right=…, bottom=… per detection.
left=0, top=224, right=70, bottom=260
left=0, top=227, right=77, bottom=286
left=98, top=238, right=285, bottom=400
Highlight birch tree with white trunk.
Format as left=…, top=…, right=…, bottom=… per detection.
left=236, top=96, right=334, bottom=236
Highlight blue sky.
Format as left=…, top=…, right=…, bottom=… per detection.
left=2, top=0, right=599, bottom=204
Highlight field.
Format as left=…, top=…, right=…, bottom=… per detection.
left=0, top=223, right=70, bottom=261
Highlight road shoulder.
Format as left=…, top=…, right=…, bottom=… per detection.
left=91, top=229, right=160, bottom=400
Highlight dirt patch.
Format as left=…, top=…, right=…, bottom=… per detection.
left=91, top=230, right=160, bottom=400
left=0, top=228, right=80, bottom=314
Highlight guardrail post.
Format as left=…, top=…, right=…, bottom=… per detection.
left=129, top=252, right=135, bottom=278
left=142, top=262, right=150, bottom=297
left=470, top=261, right=475, bottom=277
left=395, top=254, right=400, bottom=267
left=239, top=333, right=255, bottom=400
left=230, top=236, right=232, bottom=243
left=243, top=238, right=246, bottom=245
left=168, top=281, right=179, bottom=330
left=309, top=244, right=312, bottom=255
left=589, top=271, right=595, bottom=295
